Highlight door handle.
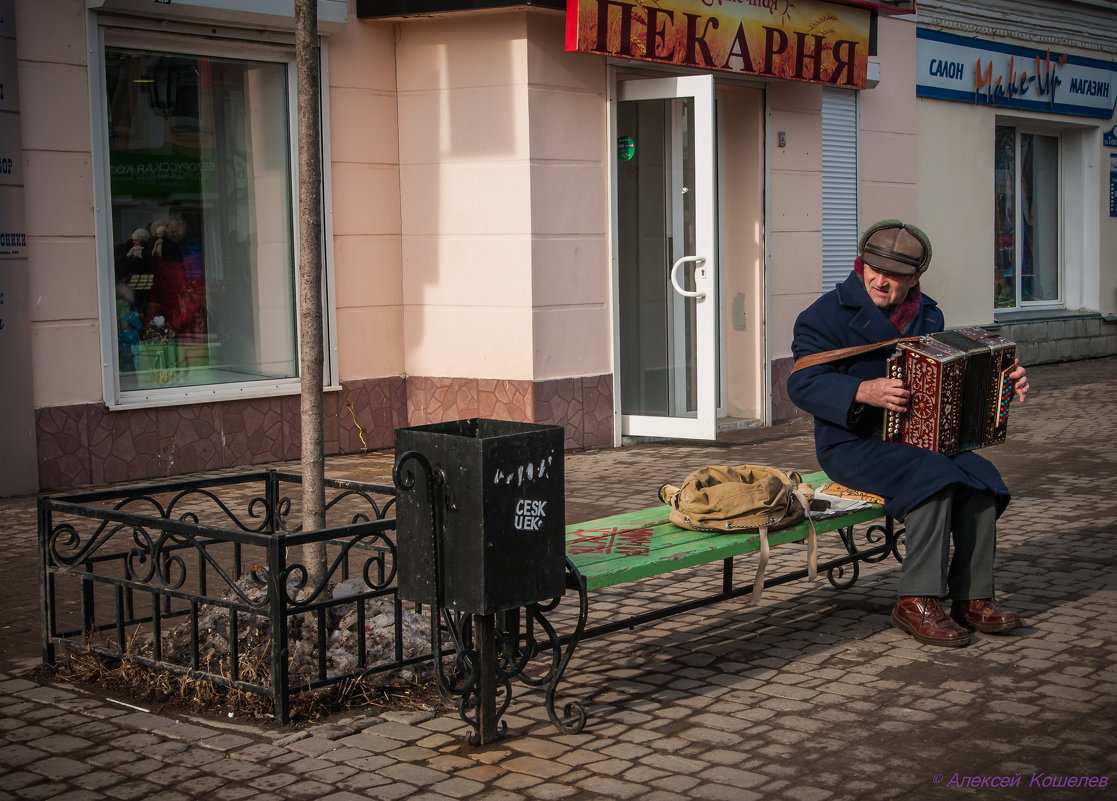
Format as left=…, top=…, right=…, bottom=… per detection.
left=670, top=256, right=706, bottom=300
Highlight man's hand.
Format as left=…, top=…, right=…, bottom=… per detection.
left=856, top=377, right=910, bottom=412
left=1010, top=359, right=1029, bottom=402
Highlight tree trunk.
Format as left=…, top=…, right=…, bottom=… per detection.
left=295, top=0, right=326, bottom=583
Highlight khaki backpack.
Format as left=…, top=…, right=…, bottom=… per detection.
left=659, top=465, right=817, bottom=603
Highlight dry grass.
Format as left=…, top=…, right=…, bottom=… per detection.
left=40, top=644, right=441, bottom=726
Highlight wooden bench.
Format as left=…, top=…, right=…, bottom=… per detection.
left=473, top=471, right=901, bottom=740
left=442, top=471, right=903, bottom=744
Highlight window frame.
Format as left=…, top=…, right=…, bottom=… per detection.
left=88, top=19, right=338, bottom=410
left=993, top=121, right=1064, bottom=314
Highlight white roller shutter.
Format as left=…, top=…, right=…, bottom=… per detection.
left=821, top=88, right=859, bottom=292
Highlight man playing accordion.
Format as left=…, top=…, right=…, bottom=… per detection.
left=788, top=219, right=1030, bottom=647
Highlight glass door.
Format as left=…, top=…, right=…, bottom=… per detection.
left=616, top=75, right=718, bottom=440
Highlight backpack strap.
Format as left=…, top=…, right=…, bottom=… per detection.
left=792, top=486, right=818, bottom=584
left=750, top=526, right=771, bottom=605
left=750, top=488, right=818, bottom=605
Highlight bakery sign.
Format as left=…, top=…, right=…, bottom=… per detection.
left=917, top=28, right=1117, bottom=119
left=565, top=0, right=873, bottom=88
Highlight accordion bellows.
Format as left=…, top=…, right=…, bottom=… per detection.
left=883, top=327, right=1016, bottom=456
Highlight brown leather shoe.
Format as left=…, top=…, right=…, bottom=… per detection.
left=891, top=596, right=970, bottom=647
left=950, top=598, right=1021, bottom=633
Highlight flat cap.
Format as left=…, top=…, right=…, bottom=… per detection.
left=858, top=219, right=932, bottom=276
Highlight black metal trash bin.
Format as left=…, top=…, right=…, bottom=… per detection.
left=394, top=418, right=566, bottom=614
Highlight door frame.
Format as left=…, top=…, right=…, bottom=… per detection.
left=610, top=72, right=720, bottom=442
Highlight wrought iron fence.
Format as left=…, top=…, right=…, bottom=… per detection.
left=37, top=470, right=433, bottom=723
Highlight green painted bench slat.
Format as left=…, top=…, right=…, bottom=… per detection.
left=564, top=470, right=887, bottom=592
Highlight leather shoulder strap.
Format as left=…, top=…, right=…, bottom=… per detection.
left=790, top=336, right=921, bottom=374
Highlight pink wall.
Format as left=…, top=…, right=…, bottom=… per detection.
left=767, top=15, right=919, bottom=420
left=328, top=16, right=406, bottom=382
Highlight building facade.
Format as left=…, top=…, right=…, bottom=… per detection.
left=910, top=0, right=1117, bottom=365
left=2, top=0, right=1114, bottom=496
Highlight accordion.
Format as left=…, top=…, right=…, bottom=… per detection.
left=882, top=327, right=1016, bottom=456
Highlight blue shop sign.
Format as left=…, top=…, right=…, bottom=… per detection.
left=917, top=28, right=1117, bottom=119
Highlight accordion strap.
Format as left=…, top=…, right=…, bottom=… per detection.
left=791, top=336, right=922, bottom=374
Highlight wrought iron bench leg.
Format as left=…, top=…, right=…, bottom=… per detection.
left=826, top=517, right=904, bottom=589
left=542, top=558, right=588, bottom=734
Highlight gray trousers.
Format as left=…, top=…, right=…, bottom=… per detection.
left=897, top=484, right=997, bottom=600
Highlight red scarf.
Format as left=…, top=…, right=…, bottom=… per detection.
left=854, top=257, right=922, bottom=334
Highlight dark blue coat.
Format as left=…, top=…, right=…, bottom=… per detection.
left=787, top=272, right=1009, bottom=522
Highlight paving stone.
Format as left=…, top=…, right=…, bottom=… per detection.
left=199, top=733, right=256, bottom=751
left=0, top=680, right=39, bottom=693
left=428, top=777, right=486, bottom=797
left=13, top=686, right=80, bottom=704
left=10, top=781, right=58, bottom=801
left=274, top=779, right=334, bottom=798
left=342, top=753, right=394, bottom=773
left=26, top=755, right=92, bottom=782
left=686, top=782, right=762, bottom=801
left=359, top=782, right=419, bottom=799
left=317, top=746, right=374, bottom=763
left=228, top=743, right=291, bottom=762
left=573, top=775, right=649, bottom=799
left=38, top=791, right=106, bottom=801
left=336, top=731, right=406, bottom=752
left=0, top=772, right=41, bottom=792
left=337, top=771, right=393, bottom=792
left=676, top=726, right=746, bottom=747
left=285, top=736, right=341, bottom=756
left=0, top=744, right=48, bottom=768
left=113, top=713, right=218, bottom=741
left=305, top=765, right=360, bottom=784
left=205, top=758, right=273, bottom=781
left=493, top=771, right=544, bottom=792
left=100, top=779, right=161, bottom=799
left=2, top=358, right=1116, bottom=801
left=522, top=782, right=580, bottom=800
left=698, top=765, right=768, bottom=788
left=247, top=773, right=300, bottom=792
left=210, top=787, right=259, bottom=801
left=281, top=755, right=332, bottom=773
left=3, top=723, right=52, bottom=741
left=379, top=763, right=451, bottom=787
left=360, top=721, right=429, bottom=742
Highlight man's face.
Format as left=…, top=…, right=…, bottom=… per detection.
left=862, top=262, right=920, bottom=311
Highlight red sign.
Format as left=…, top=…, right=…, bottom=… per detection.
left=566, top=0, right=873, bottom=88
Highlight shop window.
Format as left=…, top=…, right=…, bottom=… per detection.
left=104, top=47, right=299, bottom=394
left=994, top=125, right=1060, bottom=310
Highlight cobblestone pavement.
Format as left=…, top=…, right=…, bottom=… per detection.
left=2, top=357, right=1116, bottom=800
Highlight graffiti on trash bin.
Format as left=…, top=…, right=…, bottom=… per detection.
left=492, top=453, right=555, bottom=488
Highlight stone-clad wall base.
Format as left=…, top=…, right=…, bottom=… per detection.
left=35, top=376, right=408, bottom=492
left=405, top=374, right=614, bottom=452
left=36, top=373, right=614, bottom=491
left=534, top=373, right=614, bottom=452
left=992, top=316, right=1117, bottom=367
left=771, top=357, right=800, bottom=422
